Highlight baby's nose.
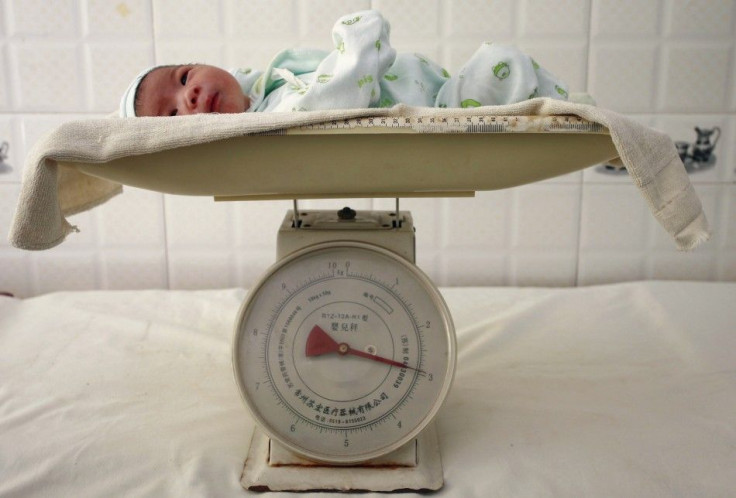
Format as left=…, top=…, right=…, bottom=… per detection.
left=185, top=86, right=201, bottom=111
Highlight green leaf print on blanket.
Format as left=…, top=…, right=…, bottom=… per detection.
left=555, top=85, right=568, bottom=99
left=493, top=61, right=510, bottom=80
left=289, top=84, right=308, bottom=95
left=317, top=74, right=333, bottom=83
left=461, top=99, right=481, bottom=108
left=384, top=74, right=398, bottom=81
left=357, top=75, right=374, bottom=88
left=414, top=54, right=430, bottom=65
left=342, top=16, right=361, bottom=25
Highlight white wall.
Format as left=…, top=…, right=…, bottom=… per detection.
left=0, top=0, right=734, bottom=297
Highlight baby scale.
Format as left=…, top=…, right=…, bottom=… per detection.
left=225, top=116, right=615, bottom=492
left=234, top=202, right=454, bottom=491
left=66, top=114, right=618, bottom=492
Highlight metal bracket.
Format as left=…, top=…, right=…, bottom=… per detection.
left=291, top=198, right=404, bottom=229
left=394, top=197, right=401, bottom=228
left=292, top=199, right=301, bottom=228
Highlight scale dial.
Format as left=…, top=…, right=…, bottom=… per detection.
left=233, top=241, right=455, bottom=464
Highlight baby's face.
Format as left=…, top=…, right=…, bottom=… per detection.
left=135, top=64, right=250, bottom=117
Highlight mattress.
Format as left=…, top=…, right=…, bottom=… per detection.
left=2, top=282, right=734, bottom=496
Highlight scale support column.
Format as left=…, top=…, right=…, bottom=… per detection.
left=280, top=199, right=414, bottom=262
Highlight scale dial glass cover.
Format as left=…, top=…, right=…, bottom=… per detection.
left=233, top=241, right=455, bottom=464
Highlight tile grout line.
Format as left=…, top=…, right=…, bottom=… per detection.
left=573, top=0, right=596, bottom=286
left=148, top=1, right=171, bottom=290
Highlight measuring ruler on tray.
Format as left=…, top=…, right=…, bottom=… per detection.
left=265, top=114, right=609, bottom=135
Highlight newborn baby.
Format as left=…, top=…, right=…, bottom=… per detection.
left=120, top=10, right=568, bottom=117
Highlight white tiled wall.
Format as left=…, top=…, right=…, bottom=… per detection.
left=1, top=0, right=734, bottom=297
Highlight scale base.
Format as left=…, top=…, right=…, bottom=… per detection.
left=241, top=423, right=444, bottom=492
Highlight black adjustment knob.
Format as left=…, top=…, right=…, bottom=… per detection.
left=337, top=206, right=356, bottom=220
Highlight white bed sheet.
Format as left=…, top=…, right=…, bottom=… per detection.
left=1, top=282, right=735, bottom=497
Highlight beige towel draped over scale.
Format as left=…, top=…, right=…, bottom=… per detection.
left=9, top=99, right=710, bottom=251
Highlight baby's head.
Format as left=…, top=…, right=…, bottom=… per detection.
left=120, top=64, right=250, bottom=117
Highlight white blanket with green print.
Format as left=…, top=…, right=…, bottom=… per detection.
left=231, top=10, right=568, bottom=112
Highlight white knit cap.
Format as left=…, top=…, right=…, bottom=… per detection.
left=119, top=66, right=157, bottom=117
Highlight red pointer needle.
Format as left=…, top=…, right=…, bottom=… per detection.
left=305, top=325, right=423, bottom=373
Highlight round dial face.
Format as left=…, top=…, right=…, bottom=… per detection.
left=233, top=242, right=455, bottom=464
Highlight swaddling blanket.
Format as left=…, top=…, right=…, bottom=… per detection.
left=233, top=10, right=568, bottom=112
left=8, top=99, right=710, bottom=251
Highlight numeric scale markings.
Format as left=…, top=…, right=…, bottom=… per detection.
left=255, top=115, right=607, bottom=136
